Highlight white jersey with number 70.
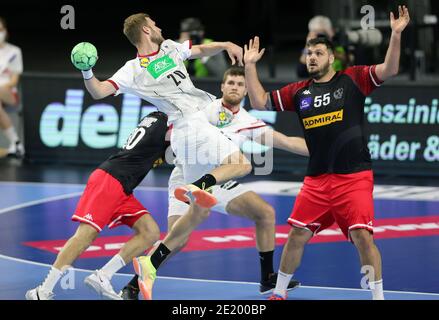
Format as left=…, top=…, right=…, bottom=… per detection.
left=108, top=39, right=216, bottom=123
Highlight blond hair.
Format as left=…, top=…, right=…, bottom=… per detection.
left=123, top=13, right=149, bottom=46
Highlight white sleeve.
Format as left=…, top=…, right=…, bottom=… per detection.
left=240, top=121, right=269, bottom=141
left=9, top=48, right=23, bottom=75
left=238, top=109, right=269, bottom=140
left=108, top=62, right=133, bottom=96
left=251, top=125, right=270, bottom=141
left=175, top=40, right=192, bottom=61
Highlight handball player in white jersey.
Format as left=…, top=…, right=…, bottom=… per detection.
left=80, top=13, right=251, bottom=210
left=78, top=13, right=254, bottom=299
left=122, top=67, right=309, bottom=300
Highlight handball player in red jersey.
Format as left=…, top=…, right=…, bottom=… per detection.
left=244, top=6, right=410, bottom=300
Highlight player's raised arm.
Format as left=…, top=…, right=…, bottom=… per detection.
left=375, top=6, right=410, bottom=82
left=71, top=42, right=116, bottom=100
left=190, top=41, right=243, bottom=66
left=82, top=75, right=117, bottom=100
left=243, top=37, right=269, bottom=110
left=255, top=129, right=309, bottom=157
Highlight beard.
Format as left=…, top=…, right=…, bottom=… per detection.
left=308, top=60, right=331, bottom=80
left=223, top=93, right=243, bottom=106
left=151, top=32, right=165, bottom=46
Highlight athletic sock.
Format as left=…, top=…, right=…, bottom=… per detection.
left=272, top=270, right=293, bottom=297
left=191, top=174, right=217, bottom=190
left=370, top=279, right=385, bottom=300
left=41, top=267, right=63, bottom=292
left=259, top=250, right=274, bottom=282
left=100, top=254, right=126, bottom=280
left=150, top=243, right=171, bottom=269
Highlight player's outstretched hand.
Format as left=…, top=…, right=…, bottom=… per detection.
left=390, top=5, right=410, bottom=34
left=244, top=36, right=265, bottom=65
left=225, top=42, right=244, bottom=66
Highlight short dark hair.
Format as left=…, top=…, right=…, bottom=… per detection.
left=306, top=37, right=335, bottom=53
left=222, top=66, right=245, bottom=83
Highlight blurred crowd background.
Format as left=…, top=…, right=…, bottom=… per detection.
left=0, top=0, right=438, bottom=178
left=2, top=0, right=438, bottom=81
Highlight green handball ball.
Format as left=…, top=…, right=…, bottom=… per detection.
left=71, top=42, right=98, bottom=71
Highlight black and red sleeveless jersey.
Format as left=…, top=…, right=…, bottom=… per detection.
left=98, top=111, right=169, bottom=194
left=269, top=65, right=384, bottom=176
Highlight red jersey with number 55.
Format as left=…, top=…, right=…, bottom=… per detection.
left=269, top=65, right=384, bottom=176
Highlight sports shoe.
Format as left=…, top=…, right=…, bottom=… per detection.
left=268, top=293, right=287, bottom=300
left=259, top=273, right=300, bottom=294
left=133, top=256, right=157, bottom=300
left=174, top=184, right=217, bottom=209
left=84, top=270, right=122, bottom=300
left=119, top=284, right=139, bottom=300
left=25, top=286, right=55, bottom=300
left=7, top=141, right=24, bottom=159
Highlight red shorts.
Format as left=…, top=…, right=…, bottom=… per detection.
left=72, top=169, right=149, bottom=232
left=288, top=170, right=374, bottom=241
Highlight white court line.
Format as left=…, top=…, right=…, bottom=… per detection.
left=0, top=192, right=83, bottom=216
left=1, top=254, right=438, bottom=297
left=0, top=181, right=438, bottom=298
left=2, top=180, right=439, bottom=201
left=0, top=180, right=168, bottom=192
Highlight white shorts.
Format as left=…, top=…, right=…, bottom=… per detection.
left=168, top=165, right=250, bottom=217
left=170, top=111, right=241, bottom=183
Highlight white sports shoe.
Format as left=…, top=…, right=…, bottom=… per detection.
left=84, top=270, right=122, bottom=300
left=25, top=286, right=55, bottom=300
left=7, top=141, right=24, bottom=158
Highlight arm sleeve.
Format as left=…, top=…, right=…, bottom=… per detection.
left=174, top=40, right=192, bottom=61
left=249, top=125, right=270, bottom=142
left=108, top=63, right=133, bottom=96
left=343, top=65, right=384, bottom=96
left=268, top=82, right=304, bottom=112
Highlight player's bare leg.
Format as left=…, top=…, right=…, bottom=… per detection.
left=25, top=223, right=98, bottom=300
left=226, top=191, right=275, bottom=252
left=0, top=90, right=23, bottom=157
left=225, top=191, right=299, bottom=293
left=210, top=151, right=252, bottom=184
left=133, top=203, right=210, bottom=299
left=175, top=151, right=252, bottom=208
left=85, top=215, right=160, bottom=300
left=0, top=103, right=14, bottom=131
left=117, top=214, right=160, bottom=263
left=0, top=86, right=18, bottom=106
left=162, top=203, right=209, bottom=251
left=53, top=223, right=99, bottom=270
left=350, top=229, right=384, bottom=300
left=270, top=226, right=313, bottom=299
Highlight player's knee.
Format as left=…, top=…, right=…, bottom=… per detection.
left=253, top=204, right=275, bottom=226
left=241, top=163, right=253, bottom=176
left=350, top=229, right=375, bottom=251
left=288, top=227, right=312, bottom=247
left=75, top=223, right=99, bottom=244
left=135, top=219, right=161, bottom=245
